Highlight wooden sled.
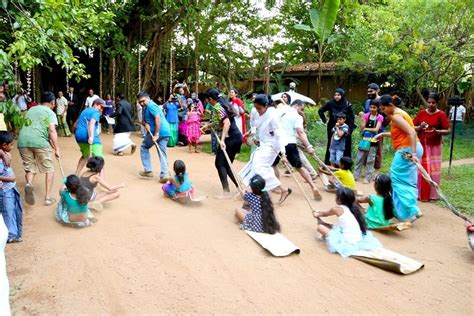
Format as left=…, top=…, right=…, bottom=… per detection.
left=371, top=222, right=412, bottom=232
left=351, top=248, right=424, bottom=275
left=245, top=230, right=300, bottom=257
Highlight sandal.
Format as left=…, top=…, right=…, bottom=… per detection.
left=278, top=188, right=292, bottom=204
left=313, top=189, right=322, bottom=201
left=44, top=197, right=57, bottom=206
left=25, top=183, right=35, bottom=205
left=116, top=151, right=124, bottom=156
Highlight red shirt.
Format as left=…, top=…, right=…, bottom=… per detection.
left=413, top=109, right=450, bottom=146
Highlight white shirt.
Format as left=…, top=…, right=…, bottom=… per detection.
left=338, top=205, right=362, bottom=244
left=56, top=96, right=68, bottom=115
left=449, top=105, right=466, bottom=121
left=279, top=106, right=303, bottom=144
left=85, top=94, right=99, bottom=108
left=13, top=94, right=28, bottom=111
left=256, top=107, right=286, bottom=154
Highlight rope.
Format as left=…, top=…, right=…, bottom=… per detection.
left=403, top=152, right=472, bottom=224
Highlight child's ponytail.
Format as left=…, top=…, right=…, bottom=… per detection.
left=173, top=160, right=186, bottom=184
left=261, top=191, right=280, bottom=234
left=374, top=175, right=394, bottom=220
left=65, top=175, right=91, bottom=206
left=250, top=174, right=280, bottom=234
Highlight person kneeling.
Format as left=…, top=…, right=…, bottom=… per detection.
left=235, top=175, right=280, bottom=234
left=312, top=187, right=381, bottom=257
left=56, top=175, right=94, bottom=227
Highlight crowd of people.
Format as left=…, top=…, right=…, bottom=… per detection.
left=0, top=80, right=467, bottom=271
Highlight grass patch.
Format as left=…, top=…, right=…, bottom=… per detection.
left=438, top=164, right=474, bottom=217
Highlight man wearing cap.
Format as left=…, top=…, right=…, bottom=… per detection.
left=74, top=98, right=105, bottom=175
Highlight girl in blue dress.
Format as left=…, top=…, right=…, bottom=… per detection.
left=235, top=175, right=280, bottom=234
left=313, top=186, right=382, bottom=257
left=162, top=160, right=194, bottom=199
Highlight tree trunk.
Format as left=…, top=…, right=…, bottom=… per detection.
left=264, top=49, right=270, bottom=94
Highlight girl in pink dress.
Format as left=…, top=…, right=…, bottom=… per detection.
left=187, top=98, right=203, bottom=153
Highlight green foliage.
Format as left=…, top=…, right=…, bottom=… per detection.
left=0, top=0, right=116, bottom=85
left=439, top=164, right=474, bottom=216
left=0, top=101, right=31, bottom=128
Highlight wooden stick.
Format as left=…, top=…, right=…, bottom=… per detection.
left=278, top=154, right=327, bottom=225
left=210, top=128, right=245, bottom=192
left=310, top=152, right=341, bottom=187
left=56, top=157, right=66, bottom=178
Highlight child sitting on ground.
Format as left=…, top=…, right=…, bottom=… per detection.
left=235, top=175, right=281, bottom=234
left=329, top=112, right=349, bottom=167
left=162, top=160, right=194, bottom=199
left=354, top=100, right=383, bottom=183
left=312, top=186, right=381, bottom=257
left=0, top=131, right=23, bottom=242
left=321, top=156, right=355, bottom=190
left=80, top=156, right=125, bottom=210
left=56, top=175, right=94, bottom=227
left=357, top=175, right=394, bottom=229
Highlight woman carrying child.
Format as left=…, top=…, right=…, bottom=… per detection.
left=357, top=175, right=394, bottom=229
left=80, top=156, right=125, bottom=210
left=162, top=160, right=194, bottom=199
left=235, top=175, right=280, bottom=234
left=56, top=175, right=94, bottom=227
left=354, top=99, right=383, bottom=183
left=187, top=98, right=203, bottom=153
left=313, top=187, right=381, bottom=257
left=0, top=132, right=23, bottom=242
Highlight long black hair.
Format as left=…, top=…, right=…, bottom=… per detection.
left=250, top=175, right=280, bottom=234
left=173, top=160, right=186, bottom=184
left=336, top=187, right=367, bottom=235
left=374, top=175, right=394, bottom=220
left=65, top=175, right=90, bottom=205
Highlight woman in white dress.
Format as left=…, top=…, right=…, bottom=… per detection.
left=240, top=95, right=292, bottom=204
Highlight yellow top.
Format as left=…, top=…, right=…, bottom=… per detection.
left=334, top=169, right=355, bottom=189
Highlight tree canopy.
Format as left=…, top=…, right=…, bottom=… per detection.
left=0, top=0, right=472, bottom=105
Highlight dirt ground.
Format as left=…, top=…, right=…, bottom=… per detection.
left=5, top=134, right=473, bottom=314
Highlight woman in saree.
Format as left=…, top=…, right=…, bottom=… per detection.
left=413, top=93, right=450, bottom=202
left=373, top=95, right=423, bottom=221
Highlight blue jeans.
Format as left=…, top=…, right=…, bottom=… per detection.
left=140, top=134, right=170, bottom=177
left=329, top=148, right=344, bottom=165
left=0, top=187, right=23, bottom=240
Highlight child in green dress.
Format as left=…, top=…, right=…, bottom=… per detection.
left=357, top=174, right=394, bottom=229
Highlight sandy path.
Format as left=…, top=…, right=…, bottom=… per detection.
left=441, top=157, right=474, bottom=168
left=6, top=134, right=473, bottom=314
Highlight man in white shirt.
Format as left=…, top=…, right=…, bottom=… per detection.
left=449, top=104, right=466, bottom=135
left=84, top=89, right=99, bottom=108
left=272, top=98, right=322, bottom=200
left=13, top=90, right=29, bottom=112
left=55, top=91, right=71, bottom=137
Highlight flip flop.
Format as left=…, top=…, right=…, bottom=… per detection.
left=278, top=188, right=292, bottom=204
left=25, top=184, right=35, bottom=205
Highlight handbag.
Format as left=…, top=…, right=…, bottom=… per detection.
left=358, top=138, right=371, bottom=151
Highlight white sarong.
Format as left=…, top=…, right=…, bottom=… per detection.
left=113, top=132, right=133, bottom=152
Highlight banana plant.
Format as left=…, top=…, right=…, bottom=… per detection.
left=294, top=0, right=341, bottom=101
